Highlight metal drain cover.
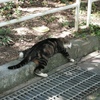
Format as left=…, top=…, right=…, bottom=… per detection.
left=1, top=65, right=100, bottom=100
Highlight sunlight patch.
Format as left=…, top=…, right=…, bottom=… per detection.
left=59, top=31, right=73, bottom=38
left=87, top=67, right=94, bottom=71
left=47, top=95, right=63, bottom=100
left=18, top=7, right=50, bottom=13
left=13, top=27, right=32, bottom=35
left=92, top=59, right=100, bottom=63
left=33, top=25, right=49, bottom=33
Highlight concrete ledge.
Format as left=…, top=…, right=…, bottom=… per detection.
left=0, top=36, right=100, bottom=94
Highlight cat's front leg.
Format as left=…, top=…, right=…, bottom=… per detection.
left=67, top=58, right=75, bottom=62
left=60, top=48, right=75, bottom=63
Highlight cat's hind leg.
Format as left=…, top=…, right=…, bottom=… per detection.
left=34, top=58, right=48, bottom=77
left=68, top=58, right=75, bottom=62
left=34, top=66, right=48, bottom=77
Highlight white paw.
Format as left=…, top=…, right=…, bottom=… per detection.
left=19, top=52, right=24, bottom=58
left=70, top=58, right=75, bottom=62
left=35, top=72, right=48, bottom=77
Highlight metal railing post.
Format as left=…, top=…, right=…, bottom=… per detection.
left=75, top=0, right=80, bottom=31
left=0, top=0, right=81, bottom=32
left=87, top=0, right=92, bottom=27
left=87, top=0, right=99, bottom=27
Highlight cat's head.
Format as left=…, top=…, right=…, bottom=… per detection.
left=59, top=36, right=73, bottom=49
left=63, top=41, right=72, bottom=49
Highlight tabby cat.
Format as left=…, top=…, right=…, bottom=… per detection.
left=8, top=37, right=74, bottom=77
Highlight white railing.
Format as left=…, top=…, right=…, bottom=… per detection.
left=87, top=0, right=99, bottom=27
left=0, top=0, right=12, bottom=3
left=0, top=0, right=80, bottom=31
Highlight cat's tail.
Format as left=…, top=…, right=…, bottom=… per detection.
left=8, top=57, right=29, bottom=69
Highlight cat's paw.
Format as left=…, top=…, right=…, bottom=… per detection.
left=69, top=58, right=75, bottom=62
left=35, top=72, right=48, bottom=77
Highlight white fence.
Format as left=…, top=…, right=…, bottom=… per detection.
left=0, top=0, right=99, bottom=30
left=0, top=0, right=12, bottom=3
left=87, top=0, right=99, bottom=27
left=0, top=0, right=80, bottom=31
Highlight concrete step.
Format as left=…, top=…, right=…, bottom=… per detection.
left=0, top=36, right=100, bottom=94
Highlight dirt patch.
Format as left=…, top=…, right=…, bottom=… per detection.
left=0, top=0, right=100, bottom=65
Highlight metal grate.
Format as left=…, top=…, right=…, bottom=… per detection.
left=1, top=65, right=100, bottom=100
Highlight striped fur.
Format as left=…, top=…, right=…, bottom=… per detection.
left=8, top=37, right=74, bottom=77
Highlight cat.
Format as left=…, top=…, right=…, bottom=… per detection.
left=8, top=37, right=74, bottom=77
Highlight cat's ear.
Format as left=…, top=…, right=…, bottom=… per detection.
left=65, top=34, right=74, bottom=39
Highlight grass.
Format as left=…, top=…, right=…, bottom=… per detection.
left=41, top=15, right=57, bottom=24
left=0, top=1, right=21, bottom=19
left=89, top=24, right=100, bottom=36
left=74, top=24, right=100, bottom=38
left=0, top=28, right=14, bottom=46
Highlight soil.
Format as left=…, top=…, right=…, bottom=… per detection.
left=0, top=0, right=100, bottom=65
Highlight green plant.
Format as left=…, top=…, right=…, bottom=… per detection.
left=80, top=2, right=87, bottom=11
left=42, top=0, right=48, bottom=6
left=89, top=24, right=100, bottom=36
left=92, top=2, right=97, bottom=12
left=0, top=28, right=10, bottom=35
left=60, top=0, right=69, bottom=4
left=74, top=24, right=100, bottom=39
left=48, top=16, right=56, bottom=23
left=79, top=21, right=86, bottom=26
left=41, top=15, right=56, bottom=24
left=0, top=1, right=18, bottom=19
left=15, top=9, right=22, bottom=17
left=61, top=21, right=69, bottom=27
left=0, top=28, right=14, bottom=46
left=61, top=21, right=74, bottom=28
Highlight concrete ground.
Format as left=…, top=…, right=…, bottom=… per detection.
left=78, top=51, right=100, bottom=100
left=0, top=50, right=100, bottom=100
left=0, top=36, right=100, bottom=99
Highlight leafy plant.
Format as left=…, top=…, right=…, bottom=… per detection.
left=79, top=21, right=86, bottom=26
left=0, top=28, right=10, bottom=35
left=47, top=16, right=56, bottom=23
left=60, top=0, right=69, bottom=4
left=41, top=15, right=56, bottom=24
left=92, top=2, right=97, bottom=12
left=61, top=21, right=74, bottom=28
left=74, top=24, right=100, bottom=39
left=0, top=28, right=14, bottom=46
left=61, top=21, right=69, bottom=27
left=0, top=1, right=20, bottom=19
left=89, top=24, right=100, bottom=36
left=42, top=0, right=48, bottom=6
left=80, top=2, right=87, bottom=11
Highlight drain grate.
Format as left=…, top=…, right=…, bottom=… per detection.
left=1, top=65, right=100, bottom=100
